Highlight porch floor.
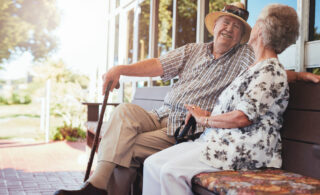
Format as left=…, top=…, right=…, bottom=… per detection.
left=0, top=139, right=92, bottom=195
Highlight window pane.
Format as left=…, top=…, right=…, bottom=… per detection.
left=247, top=0, right=296, bottom=27
left=138, top=0, right=150, bottom=61
left=127, top=10, right=134, bottom=64
left=114, top=15, right=119, bottom=65
left=204, top=0, right=239, bottom=42
left=176, top=0, right=197, bottom=48
left=309, top=0, right=320, bottom=41
left=158, top=0, right=173, bottom=56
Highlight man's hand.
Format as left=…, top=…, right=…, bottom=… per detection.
left=297, top=72, right=320, bottom=83
left=102, top=66, right=121, bottom=94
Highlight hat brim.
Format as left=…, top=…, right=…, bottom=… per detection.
left=205, top=11, right=252, bottom=44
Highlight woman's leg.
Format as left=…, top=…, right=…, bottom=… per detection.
left=143, top=141, right=220, bottom=195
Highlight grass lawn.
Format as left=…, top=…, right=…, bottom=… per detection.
left=0, top=103, right=64, bottom=140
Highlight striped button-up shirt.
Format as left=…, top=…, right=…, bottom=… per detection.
left=154, top=42, right=254, bottom=135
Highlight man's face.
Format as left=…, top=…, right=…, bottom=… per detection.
left=213, top=16, right=243, bottom=52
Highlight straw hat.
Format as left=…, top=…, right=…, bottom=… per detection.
left=205, top=2, right=251, bottom=44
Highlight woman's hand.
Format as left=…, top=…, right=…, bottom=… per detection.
left=184, top=104, right=210, bottom=124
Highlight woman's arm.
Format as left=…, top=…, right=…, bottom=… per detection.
left=185, top=105, right=252, bottom=129
left=201, top=111, right=252, bottom=128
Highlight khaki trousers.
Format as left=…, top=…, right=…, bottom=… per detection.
left=97, top=103, right=176, bottom=195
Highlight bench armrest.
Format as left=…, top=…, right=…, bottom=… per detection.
left=82, top=102, right=120, bottom=121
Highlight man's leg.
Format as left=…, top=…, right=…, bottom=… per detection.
left=107, top=127, right=176, bottom=195
left=92, top=103, right=169, bottom=189
left=54, top=103, right=165, bottom=195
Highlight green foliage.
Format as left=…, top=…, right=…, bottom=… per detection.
left=0, top=113, right=39, bottom=119
left=0, top=93, right=31, bottom=105
left=154, top=80, right=171, bottom=86
left=0, top=0, right=60, bottom=66
left=158, top=0, right=173, bottom=52
left=208, top=0, right=240, bottom=13
left=312, top=68, right=320, bottom=75
left=53, top=123, right=86, bottom=141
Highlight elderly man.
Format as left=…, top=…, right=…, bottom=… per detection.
left=55, top=2, right=320, bottom=195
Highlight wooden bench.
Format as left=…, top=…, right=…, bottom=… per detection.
left=83, top=82, right=320, bottom=194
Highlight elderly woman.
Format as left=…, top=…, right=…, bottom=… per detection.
left=143, top=4, right=299, bottom=195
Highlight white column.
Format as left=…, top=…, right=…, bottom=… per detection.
left=171, top=0, right=177, bottom=50
left=45, top=79, right=51, bottom=143
left=148, top=0, right=159, bottom=87
left=196, top=0, right=205, bottom=43
left=295, top=0, right=310, bottom=72
left=40, top=97, right=45, bottom=132
left=133, top=2, right=140, bottom=63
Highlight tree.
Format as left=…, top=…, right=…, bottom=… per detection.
left=0, top=0, right=60, bottom=66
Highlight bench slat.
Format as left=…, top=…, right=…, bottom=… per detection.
left=131, top=99, right=164, bottom=111
left=282, top=139, right=320, bottom=179
left=133, top=86, right=171, bottom=100
left=288, top=82, right=320, bottom=110
left=282, top=110, right=320, bottom=145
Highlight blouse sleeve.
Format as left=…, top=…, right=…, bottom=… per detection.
left=235, top=64, right=287, bottom=123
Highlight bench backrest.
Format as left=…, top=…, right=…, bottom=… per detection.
left=131, top=86, right=171, bottom=111
left=281, top=82, right=320, bottom=179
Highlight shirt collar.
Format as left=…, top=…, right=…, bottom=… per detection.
left=206, top=41, right=241, bottom=59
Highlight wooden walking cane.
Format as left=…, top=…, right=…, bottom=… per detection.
left=84, top=82, right=113, bottom=181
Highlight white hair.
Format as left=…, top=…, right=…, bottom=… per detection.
left=258, top=4, right=299, bottom=54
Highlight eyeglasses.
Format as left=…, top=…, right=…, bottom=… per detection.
left=222, top=5, right=249, bottom=21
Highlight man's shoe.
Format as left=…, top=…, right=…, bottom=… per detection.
left=54, top=182, right=107, bottom=195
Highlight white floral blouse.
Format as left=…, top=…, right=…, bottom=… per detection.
left=199, top=58, right=289, bottom=170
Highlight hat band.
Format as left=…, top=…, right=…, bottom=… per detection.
left=222, top=5, right=249, bottom=21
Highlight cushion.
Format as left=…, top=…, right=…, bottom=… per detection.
left=192, top=169, right=320, bottom=194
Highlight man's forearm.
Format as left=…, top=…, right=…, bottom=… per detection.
left=286, top=70, right=298, bottom=83
left=118, top=58, right=164, bottom=77
left=286, top=70, right=320, bottom=83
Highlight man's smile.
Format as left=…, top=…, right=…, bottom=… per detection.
left=221, top=32, right=232, bottom=39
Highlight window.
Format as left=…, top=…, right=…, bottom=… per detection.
left=158, top=0, right=173, bottom=56
left=138, top=0, right=150, bottom=61
left=175, top=0, right=197, bottom=48
left=309, top=0, right=320, bottom=41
